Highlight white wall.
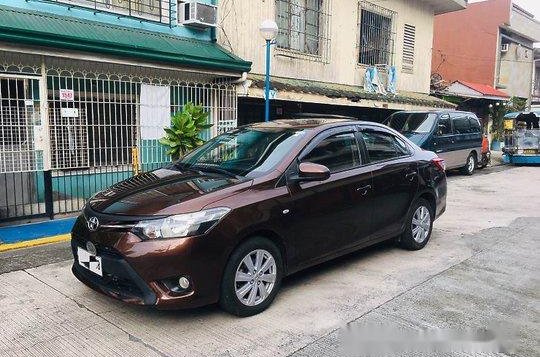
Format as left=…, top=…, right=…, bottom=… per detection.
left=218, top=0, right=436, bottom=94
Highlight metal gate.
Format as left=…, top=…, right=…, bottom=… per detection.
left=0, top=73, right=46, bottom=221
left=0, top=57, right=238, bottom=223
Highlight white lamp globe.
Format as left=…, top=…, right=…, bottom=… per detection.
left=259, top=19, right=278, bottom=41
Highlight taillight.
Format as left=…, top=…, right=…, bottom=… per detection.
left=432, top=158, right=446, bottom=172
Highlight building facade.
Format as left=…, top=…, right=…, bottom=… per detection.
left=432, top=0, right=540, bottom=100
left=533, top=48, right=540, bottom=106
left=0, top=0, right=250, bottom=222
left=218, top=0, right=466, bottom=125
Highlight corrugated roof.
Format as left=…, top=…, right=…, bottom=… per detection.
left=457, top=81, right=509, bottom=98
left=249, top=74, right=456, bottom=109
left=0, top=5, right=251, bottom=73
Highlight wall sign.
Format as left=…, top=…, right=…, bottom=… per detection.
left=60, top=89, right=74, bottom=101
left=61, top=108, right=79, bottom=118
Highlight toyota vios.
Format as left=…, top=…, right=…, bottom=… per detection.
left=71, top=118, right=447, bottom=316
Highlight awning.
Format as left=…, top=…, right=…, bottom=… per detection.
left=245, top=74, right=456, bottom=110
left=0, top=5, right=251, bottom=73
left=442, top=80, right=510, bottom=101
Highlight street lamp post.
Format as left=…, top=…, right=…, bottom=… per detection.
left=259, top=20, right=278, bottom=122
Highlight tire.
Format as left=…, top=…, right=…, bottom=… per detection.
left=399, top=198, right=434, bottom=251
left=219, top=237, right=283, bottom=317
left=460, top=153, right=476, bottom=175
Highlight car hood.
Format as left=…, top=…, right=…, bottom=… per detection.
left=88, top=168, right=252, bottom=216
left=402, top=132, right=429, bottom=147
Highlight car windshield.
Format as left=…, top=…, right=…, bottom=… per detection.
left=387, top=113, right=438, bottom=134
left=174, top=127, right=307, bottom=178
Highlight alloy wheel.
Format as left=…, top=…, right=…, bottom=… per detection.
left=467, top=156, right=475, bottom=173
left=411, top=206, right=431, bottom=243
left=234, top=249, right=277, bottom=306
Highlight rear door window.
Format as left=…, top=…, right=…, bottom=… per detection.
left=452, top=115, right=471, bottom=134
left=361, top=130, right=410, bottom=163
left=301, top=132, right=361, bottom=172
left=468, top=117, right=481, bottom=133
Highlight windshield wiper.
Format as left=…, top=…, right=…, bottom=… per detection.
left=190, top=164, right=241, bottom=179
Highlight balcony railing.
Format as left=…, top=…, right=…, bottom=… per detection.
left=53, top=0, right=172, bottom=24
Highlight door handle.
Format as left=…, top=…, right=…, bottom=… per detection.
left=356, top=184, right=372, bottom=195
left=435, top=149, right=443, bottom=153
left=405, top=171, right=417, bottom=181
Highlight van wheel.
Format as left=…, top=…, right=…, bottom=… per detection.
left=461, top=153, right=476, bottom=175
left=399, top=198, right=433, bottom=250
left=219, top=237, right=283, bottom=317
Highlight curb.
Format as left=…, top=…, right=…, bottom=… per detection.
left=0, top=234, right=71, bottom=252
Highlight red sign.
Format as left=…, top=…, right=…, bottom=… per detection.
left=60, top=89, right=74, bottom=101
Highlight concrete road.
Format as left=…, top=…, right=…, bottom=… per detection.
left=0, top=165, right=539, bottom=357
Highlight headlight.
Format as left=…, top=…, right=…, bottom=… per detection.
left=133, top=207, right=231, bottom=240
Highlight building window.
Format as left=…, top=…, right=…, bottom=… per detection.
left=275, top=0, right=331, bottom=62
left=358, top=1, right=396, bottom=66
left=402, top=24, right=415, bottom=73
left=54, top=0, right=170, bottom=24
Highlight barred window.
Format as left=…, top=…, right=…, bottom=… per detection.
left=275, top=0, right=331, bottom=61
left=402, top=24, right=416, bottom=73
left=54, top=0, right=170, bottom=24
left=358, top=1, right=396, bottom=66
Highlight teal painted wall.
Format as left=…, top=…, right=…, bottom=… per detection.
left=1, top=0, right=215, bottom=41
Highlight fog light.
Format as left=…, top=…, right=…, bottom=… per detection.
left=178, top=276, right=190, bottom=289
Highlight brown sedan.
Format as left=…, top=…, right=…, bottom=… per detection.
left=71, top=118, right=447, bottom=316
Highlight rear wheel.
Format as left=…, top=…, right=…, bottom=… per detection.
left=219, top=237, right=283, bottom=317
left=460, top=153, right=476, bottom=175
left=399, top=198, right=433, bottom=250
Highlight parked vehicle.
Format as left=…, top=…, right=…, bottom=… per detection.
left=385, top=111, right=483, bottom=175
left=71, top=118, right=447, bottom=316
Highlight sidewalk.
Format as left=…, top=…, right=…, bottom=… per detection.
left=0, top=217, right=75, bottom=252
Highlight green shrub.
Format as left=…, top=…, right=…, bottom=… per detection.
left=159, top=102, right=212, bottom=160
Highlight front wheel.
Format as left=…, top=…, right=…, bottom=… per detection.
left=219, top=237, right=283, bottom=317
left=460, top=153, right=476, bottom=175
left=399, top=198, right=434, bottom=250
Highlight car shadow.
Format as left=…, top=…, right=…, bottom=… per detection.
left=108, top=240, right=398, bottom=321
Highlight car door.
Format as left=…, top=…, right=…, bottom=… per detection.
left=359, top=127, right=419, bottom=239
left=450, top=113, right=472, bottom=168
left=284, top=127, right=373, bottom=267
left=431, top=114, right=456, bottom=168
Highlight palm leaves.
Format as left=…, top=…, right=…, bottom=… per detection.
left=159, top=102, right=212, bottom=160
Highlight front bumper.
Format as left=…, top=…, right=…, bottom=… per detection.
left=70, top=212, right=234, bottom=309
left=71, top=237, right=157, bottom=305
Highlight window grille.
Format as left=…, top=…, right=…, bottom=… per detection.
left=402, top=24, right=416, bottom=73
left=275, top=0, right=331, bottom=62
left=53, top=0, right=171, bottom=24
left=358, top=1, right=396, bottom=66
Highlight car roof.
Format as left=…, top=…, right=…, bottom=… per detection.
left=391, top=110, right=474, bottom=115
left=245, top=118, right=390, bottom=131
left=248, top=118, right=353, bottom=130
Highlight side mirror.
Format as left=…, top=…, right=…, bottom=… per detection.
left=288, top=162, right=331, bottom=184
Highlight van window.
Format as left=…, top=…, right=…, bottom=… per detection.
left=437, top=117, right=452, bottom=136
left=387, top=112, right=437, bottom=133
left=468, top=117, right=481, bottom=133
left=452, top=116, right=470, bottom=134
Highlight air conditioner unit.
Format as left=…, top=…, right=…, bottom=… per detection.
left=500, top=43, right=509, bottom=53
left=179, top=1, right=217, bottom=29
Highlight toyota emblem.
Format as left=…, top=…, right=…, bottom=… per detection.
left=86, top=241, right=97, bottom=256
left=87, top=216, right=100, bottom=232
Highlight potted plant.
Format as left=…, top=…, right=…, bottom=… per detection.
left=159, top=102, right=213, bottom=160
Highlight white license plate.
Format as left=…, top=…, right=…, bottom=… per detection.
left=77, top=246, right=103, bottom=277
